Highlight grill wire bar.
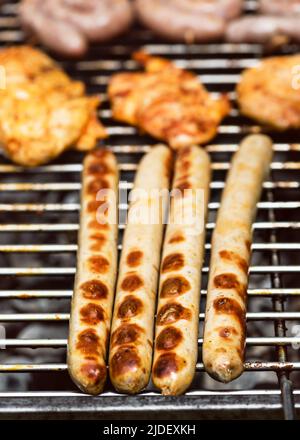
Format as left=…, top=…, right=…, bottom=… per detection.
left=267, top=185, right=295, bottom=420
left=0, top=0, right=299, bottom=419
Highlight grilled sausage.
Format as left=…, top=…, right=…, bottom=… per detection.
left=135, top=0, right=228, bottom=42
left=260, top=0, right=300, bottom=15
left=226, top=15, right=300, bottom=43
left=202, top=135, right=273, bottom=383
left=109, top=145, right=172, bottom=394
left=68, top=149, right=119, bottom=395
left=152, top=146, right=211, bottom=395
left=20, top=0, right=134, bottom=57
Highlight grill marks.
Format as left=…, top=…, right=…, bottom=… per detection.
left=89, top=233, right=107, bottom=252
left=88, top=220, right=110, bottom=231
left=86, top=178, right=110, bottom=195
left=80, top=363, right=107, bottom=388
left=110, top=346, right=141, bottom=378
left=121, top=274, right=144, bottom=292
left=85, top=153, right=112, bottom=221
left=213, top=272, right=247, bottom=301
left=168, top=234, right=185, bottom=244
left=68, top=149, right=118, bottom=395
left=87, top=200, right=101, bottom=213
left=158, top=246, right=189, bottom=356
left=80, top=280, right=108, bottom=300
left=111, top=268, right=146, bottom=383
left=218, top=326, right=238, bottom=339
left=126, top=250, right=143, bottom=267
left=209, top=249, right=249, bottom=362
left=208, top=279, right=248, bottom=368
left=174, top=181, right=191, bottom=192
left=88, top=256, right=110, bottom=274
left=154, top=246, right=188, bottom=383
left=214, top=273, right=240, bottom=289
left=76, top=329, right=101, bottom=356
left=162, top=253, right=185, bottom=273
left=87, top=162, right=112, bottom=176
left=111, top=324, right=143, bottom=347
left=153, top=353, right=186, bottom=379
left=156, top=326, right=183, bottom=351
left=213, top=297, right=246, bottom=331
left=219, top=250, right=249, bottom=275
left=213, top=249, right=250, bottom=301
left=157, top=302, right=192, bottom=325
left=80, top=303, right=105, bottom=325
left=178, top=146, right=192, bottom=159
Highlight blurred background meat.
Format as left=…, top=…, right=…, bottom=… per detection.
left=19, top=0, right=134, bottom=57
left=134, top=0, right=243, bottom=42
left=260, top=0, right=300, bottom=15
left=19, top=0, right=300, bottom=49
left=227, top=0, right=300, bottom=43
left=226, top=15, right=300, bottom=43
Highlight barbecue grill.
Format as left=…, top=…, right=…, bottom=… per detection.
left=0, top=0, right=299, bottom=420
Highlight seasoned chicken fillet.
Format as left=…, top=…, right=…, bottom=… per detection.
left=0, top=46, right=106, bottom=166
left=109, top=52, right=230, bottom=149
left=237, top=55, right=300, bottom=130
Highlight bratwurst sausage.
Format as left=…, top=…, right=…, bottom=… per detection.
left=202, top=135, right=273, bottom=383
left=152, top=146, right=211, bottom=395
left=20, top=0, right=134, bottom=57
left=68, top=149, right=119, bottom=395
left=109, top=145, right=172, bottom=394
left=135, top=0, right=243, bottom=42
left=260, top=0, right=300, bottom=15
left=226, top=15, right=300, bottom=43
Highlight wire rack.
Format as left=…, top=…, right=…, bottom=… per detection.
left=0, top=0, right=299, bottom=420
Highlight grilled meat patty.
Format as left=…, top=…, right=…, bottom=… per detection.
left=0, top=46, right=106, bottom=166
left=109, top=52, right=230, bottom=149
left=237, top=55, right=300, bottom=130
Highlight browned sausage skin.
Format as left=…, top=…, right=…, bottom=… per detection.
left=203, top=135, right=273, bottom=383
left=109, top=145, right=172, bottom=394
left=152, top=146, right=211, bottom=395
left=68, top=149, right=119, bottom=395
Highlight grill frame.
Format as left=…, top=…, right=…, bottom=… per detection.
left=0, top=0, right=300, bottom=420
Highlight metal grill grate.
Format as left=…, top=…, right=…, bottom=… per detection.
left=0, top=0, right=299, bottom=420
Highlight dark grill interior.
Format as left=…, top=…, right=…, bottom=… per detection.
left=0, top=0, right=299, bottom=420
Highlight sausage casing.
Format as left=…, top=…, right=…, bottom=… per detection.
left=260, top=0, right=300, bottom=16
left=109, top=145, right=172, bottom=394
left=203, top=135, right=273, bottom=383
left=226, top=15, right=300, bottom=44
left=68, top=149, right=119, bottom=395
left=152, top=146, right=211, bottom=395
